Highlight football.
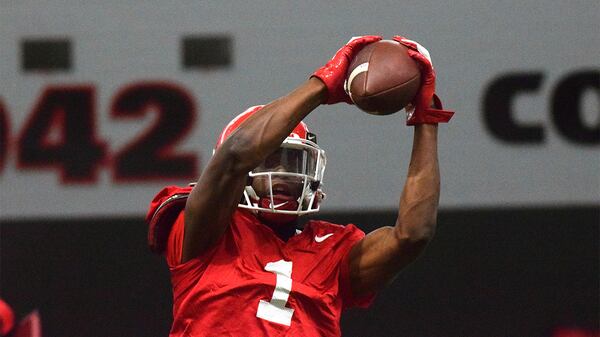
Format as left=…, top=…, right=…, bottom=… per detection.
left=345, top=40, right=421, bottom=115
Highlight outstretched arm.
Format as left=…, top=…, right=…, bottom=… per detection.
left=347, top=124, right=440, bottom=295
left=346, top=36, right=453, bottom=296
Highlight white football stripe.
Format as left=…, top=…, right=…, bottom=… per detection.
left=345, top=62, right=369, bottom=102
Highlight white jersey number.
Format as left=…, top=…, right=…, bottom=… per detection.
left=256, top=260, right=294, bottom=326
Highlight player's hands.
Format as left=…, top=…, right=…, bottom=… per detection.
left=312, top=35, right=382, bottom=104
left=393, top=36, right=454, bottom=125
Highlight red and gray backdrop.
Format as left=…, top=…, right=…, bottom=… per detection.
left=1, top=1, right=598, bottom=336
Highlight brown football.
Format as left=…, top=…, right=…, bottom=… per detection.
left=345, top=40, right=421, bottom=115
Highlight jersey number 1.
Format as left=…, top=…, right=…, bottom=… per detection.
left=256, top=260, right=294, bottom=326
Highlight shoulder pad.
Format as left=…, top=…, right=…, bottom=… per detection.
left=146, top=186, right=193, bottom=253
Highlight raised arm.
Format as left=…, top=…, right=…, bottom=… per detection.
left=346, top=36, right=454, bottom=295
left=347, top=124, right=440, bottom=295
left=181, top=35, right=382, bottom=263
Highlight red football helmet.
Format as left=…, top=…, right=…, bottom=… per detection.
left=215, top=105, right=326, bottom=219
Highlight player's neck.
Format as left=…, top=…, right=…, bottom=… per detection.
left=265, top=221, right=298, bottom=242
left=256, top=211, right=299, bottom=241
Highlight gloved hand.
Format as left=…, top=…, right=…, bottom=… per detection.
left=393, top=36, right=454, bottom=125
left=312, top=35, right=382, bottom=104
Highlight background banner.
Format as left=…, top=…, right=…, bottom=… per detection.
left=1, top=1, right=598, bottom=219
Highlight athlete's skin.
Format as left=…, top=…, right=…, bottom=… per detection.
left=183, top=76, right=440, bottom=297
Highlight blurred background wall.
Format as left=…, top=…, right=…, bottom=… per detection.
left=0, top=1, right=598, bottom=336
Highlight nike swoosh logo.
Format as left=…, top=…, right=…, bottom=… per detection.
left=269, top=201, right=288, bottom=209
left=314, top=233, right=333, bottom=243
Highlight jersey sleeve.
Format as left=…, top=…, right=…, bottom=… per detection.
left=165, top=209, right=225, bottom=269
left=165, top=211, right=185, bottom=267
left=337, top=224, right=377, bottom=309
left=146, top=185, right=192, bottom=254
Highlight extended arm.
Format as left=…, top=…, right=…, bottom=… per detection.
left=346, top=36, right=454, bottom=296
left=347, top=124, right=440, bottom=295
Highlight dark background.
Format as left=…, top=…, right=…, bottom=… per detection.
left=1, top=206, right=598, bottom=337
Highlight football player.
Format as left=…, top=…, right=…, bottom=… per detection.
left=147, top=35, right=453, bottom=336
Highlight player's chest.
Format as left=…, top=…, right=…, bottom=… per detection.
left=205, top=252, right=340, bottom=326
left=204, top=235, right=340, bottom=294
left=241, top=238, right=338, bottom=285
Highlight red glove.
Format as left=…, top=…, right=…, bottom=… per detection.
left=393, top=36, right=454, bottom=125
left=312, top=35, right=382, bottom=104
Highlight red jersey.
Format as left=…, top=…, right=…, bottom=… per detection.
left=163, top=208, right=374, bottom=337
